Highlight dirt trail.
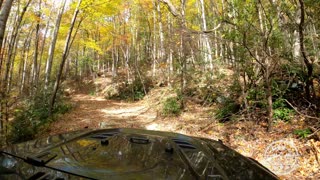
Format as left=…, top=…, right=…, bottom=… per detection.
left=48, top=93, right=159, bottom=134
left=48, top=76, right=216, bottom=136
left=48, top=89, right=215, bottom=139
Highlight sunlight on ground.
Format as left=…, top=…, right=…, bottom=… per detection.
left=100, top=106, right=147, bottom=116
left=145, top=122, right=176, bottom=132
left=73, top=94, right=107, bottom=101
left=145, top=123, right=159, bottom=130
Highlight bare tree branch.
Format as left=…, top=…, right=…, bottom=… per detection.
left=284, top=99, right=320, bottom=121
left=159, top=0, right=180, bottom=17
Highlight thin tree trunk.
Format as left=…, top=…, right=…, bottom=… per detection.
left=298, top=0, right=313, bottom=100
left=0, top=0, right=14, bottom=80
left=199, top=0, right=213, bottom=71
left=44, top=0, right=66, bottom=89
left=157, top=1, right=165, bottom=62
left=75, top=44, right=79, bottom=79
left=20, top=43, right=30, bottom=93
left=7, top=34, right=20, bottom=94
left=5, top=0, right=32, bottom=93
left=20, top=29, right=33, bottom=94
left=0, top=0, right=13, bottom=62
left=112, top=38, right=118, bottom=77
left=0, top=0, right=26, bottom=134
left=0, top=0, right=3, bottom=10
left=152, top=7, right=157, bottom=77
left=38, top=5, right=53, bottom=86
left=167, top=13, right=173, bottom=86
left=180, top=0, right=187, bottom=108
left=31, top=0, right=42, bottom=92
left=50, top=0, right=82, bottom=115
left=266, top=58, right=273, bottom=132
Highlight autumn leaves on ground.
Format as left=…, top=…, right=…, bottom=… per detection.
left=43, top=74, right=320, bottom=179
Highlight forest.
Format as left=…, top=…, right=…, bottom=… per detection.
left=0, top=0, right=320, bottom=178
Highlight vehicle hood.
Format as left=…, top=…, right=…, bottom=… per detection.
left=0, top=128, right=278, bottom=179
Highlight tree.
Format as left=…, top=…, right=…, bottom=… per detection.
left=50, top=0, right=82, bottom=115
left=0, top=0, right=14, bottom=77
left=298, top=0, right=314, bottom=100
left=0, top=0, right=14, bottom=134
left=44, top=0, right=67, bottom=89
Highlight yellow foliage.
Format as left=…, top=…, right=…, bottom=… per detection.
left=80, top=38, right=103, bottom=54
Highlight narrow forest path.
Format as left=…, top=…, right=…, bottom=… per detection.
left=47, top=88, right=215, bottom=139
left=48, top=93, right=158, bottom=134
left=47, top=76, right=217, bottom=137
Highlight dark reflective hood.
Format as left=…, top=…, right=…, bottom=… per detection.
left=0, top=128, right=278, bottom=179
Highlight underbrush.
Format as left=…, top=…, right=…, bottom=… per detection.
left=8, top=87, right=72, bottom=143
left=106, top=77, right=154, bottom=101
left=183, top=70, right=242, bottom=121
left=215, top=99, right=241, bottom=122
left=272, top=98, right=294, bottom=121
left=294, top=128, right=312, bottom=138
left=184, top=74, right=223, bottom=106
left=162, top=96, right=182, bottom=116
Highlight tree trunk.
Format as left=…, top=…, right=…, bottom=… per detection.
left=152, top=7, right=157, bottom=77
left=0, top=0, right=13, bottom=80
left=50, top=0, right=82, bottom=115
left=298, top=0, right=313, bottom=100
left=156, top=1, right=165, bottom=62
left=31, top=0, right=42, bottom=92
left=112, top=39, right=118, bottom=77
left=266, top=59, right=273, bottom=132
left=180, top=0, right=187, bottom=108
left=0, top=0, right=13, bottom=60
left=0, top=0, right=3, bottom=10
left=199, top=0, right=213, bottom=71
left=38, top=5, right=53, bottom=86
left=167, top=13, right=173, bottom=86
left=5, top=0, right=32, bottom=93
left=0, top=0, right=23, bottom=134
left=44, top=0, right=66, bottom=89
left=20, top=41, right=31, bottom=93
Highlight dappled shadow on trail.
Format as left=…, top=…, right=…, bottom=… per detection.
left=48, top=94, right=158, bottom=134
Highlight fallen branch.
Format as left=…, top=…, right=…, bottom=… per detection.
left=308, top=126, right=320, bottom=139
left=310, top=140, right=320, bottom=165
left=284, top=99, right=320, bottom=121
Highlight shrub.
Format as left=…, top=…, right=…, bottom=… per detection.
left=8, top=87, right=71, bottom=143
left=215, top=100, right=241, bottom=122
left=109, top=76, right=154, bottom=101
left=273, top=108, right=294, bottom=121
left=272, top=98, right=287, bottom=109
left=162, top=97, right=182, bottom=116
left=89, top=90, right=96, bottom=96
left=247, top=88, right=267, bottom=108
left=184, top=74, right=218, bottom=105
left=294, top=128, right=312, bottom=138
left=9, top=110, right=35, bottom=142
left=272, top=98, right=294, bottom=121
